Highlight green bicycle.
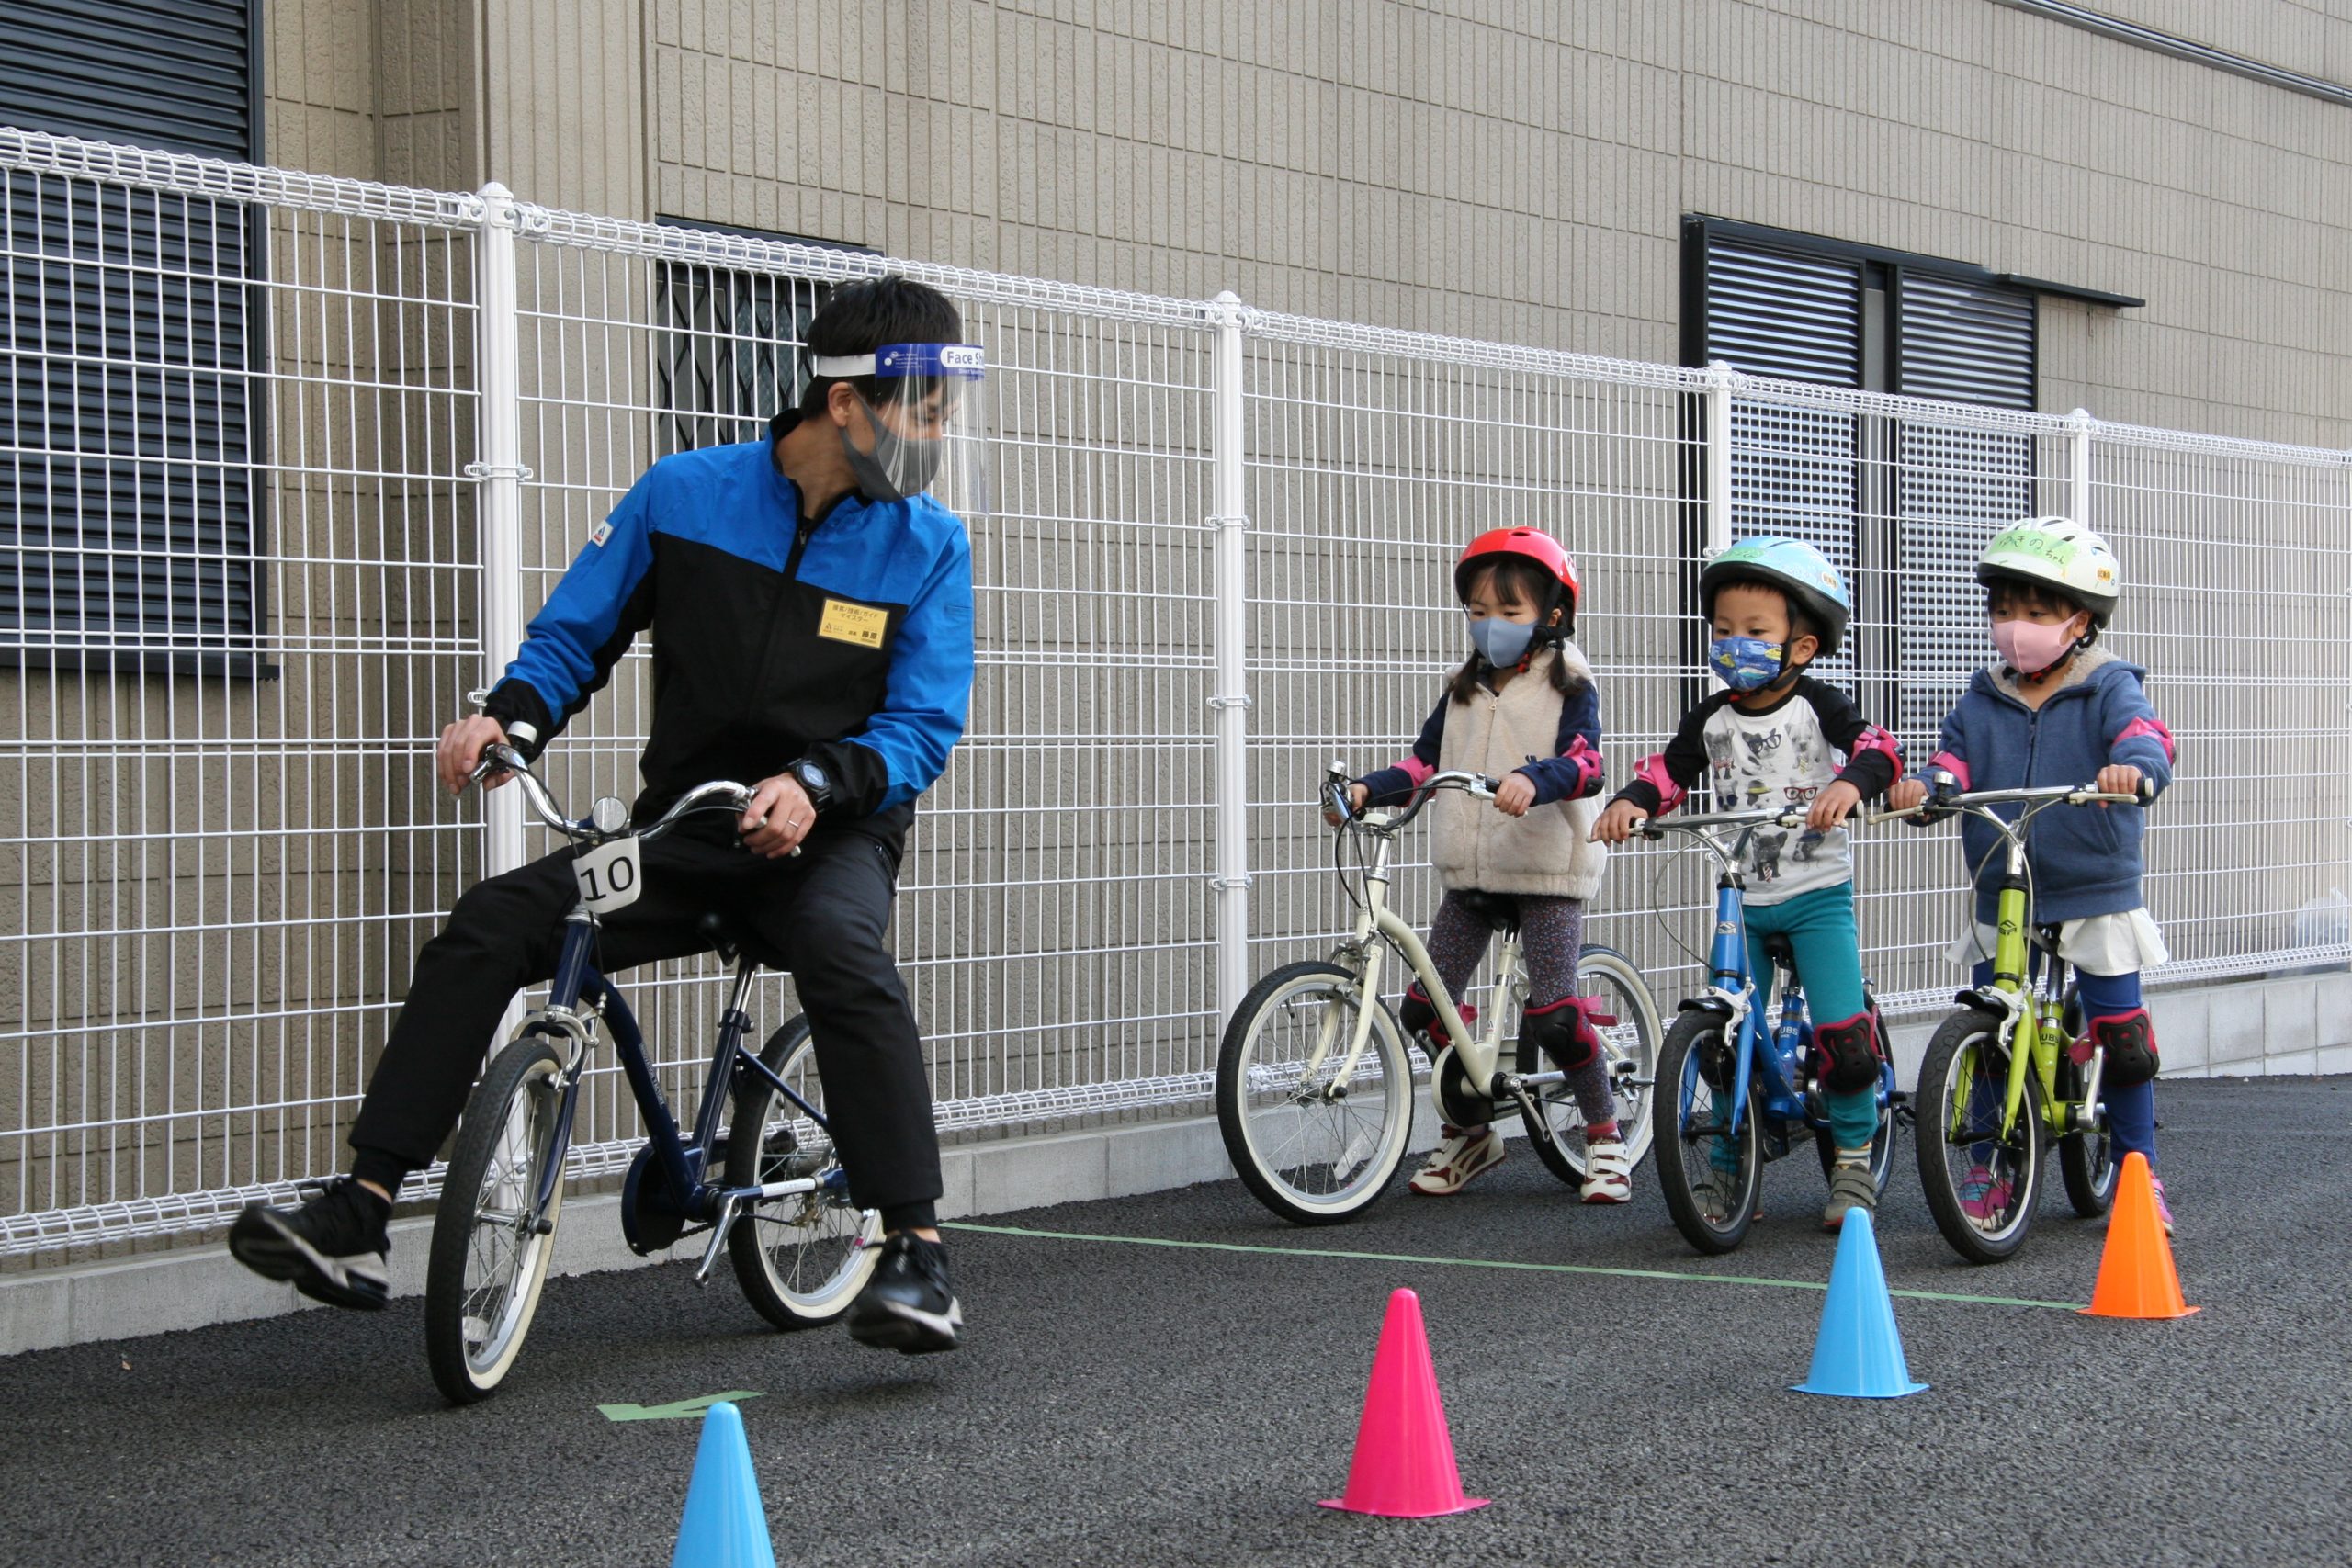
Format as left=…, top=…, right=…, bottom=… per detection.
left=1880, top=774, right=2153, bottom=1264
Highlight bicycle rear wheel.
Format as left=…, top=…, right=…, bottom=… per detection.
left=728, top=1016, right=884, bottom=1329
left=1655, top=1010, right=1761, bottom=1254
left=424, top=1036, right=568, bottom=1404
left=1914, top=1009, right=2045, bottom=1263
left=1216, top=960, right=1415, bottom=1225
left=1517, top=944, right=1663, bottom=1187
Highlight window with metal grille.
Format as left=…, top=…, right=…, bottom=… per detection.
left=0, top=1, right=263, bottom=673
left=1683, top=219, right=2044, bottom=738
left=652, top=222, right=870, bottom=455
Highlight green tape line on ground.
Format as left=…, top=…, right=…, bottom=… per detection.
left=942, top=1221, right=2084, bottom=1312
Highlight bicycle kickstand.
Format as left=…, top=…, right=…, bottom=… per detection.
left=693, top=1194, right=742, bottom=1286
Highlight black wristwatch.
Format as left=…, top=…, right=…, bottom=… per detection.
left=786, top=758, right=835, bottom=814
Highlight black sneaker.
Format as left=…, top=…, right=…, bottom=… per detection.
left=845, top=1233, right=962, bottom=1355
left=228, top=1179, right=392, bottom=1311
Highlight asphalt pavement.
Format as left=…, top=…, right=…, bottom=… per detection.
left=3, top=1075, right=2346, bottom=1567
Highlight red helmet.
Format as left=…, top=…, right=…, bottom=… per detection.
left=1454, top=527, right=1580, bottom=632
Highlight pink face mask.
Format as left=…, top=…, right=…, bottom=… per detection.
left=1992, top=617, right=2080, bottom=675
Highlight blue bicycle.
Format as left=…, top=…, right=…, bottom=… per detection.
left=1641, top=807, right=1899, bottom=1255
left=421, top=743, right=881, bottom=1403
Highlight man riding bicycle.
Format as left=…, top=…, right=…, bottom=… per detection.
left=231, top=277, right=981, bottom=1355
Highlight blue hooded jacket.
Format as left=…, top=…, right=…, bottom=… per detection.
left=1925, top=648, right=2177, bottom=924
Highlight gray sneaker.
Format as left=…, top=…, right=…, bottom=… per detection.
left=1822, top=1163, right=1878, bottom=1231
left=1692, top=1165, right=1741, bottom=1224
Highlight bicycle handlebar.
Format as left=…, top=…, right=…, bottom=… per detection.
left=1321, top=761, right=1499, bottom=833
left=1636, top=805, right=1810, bottom=838
left=470, top=743, right=763, bottom=847
left=1863, top=773, right=2152, bottom=827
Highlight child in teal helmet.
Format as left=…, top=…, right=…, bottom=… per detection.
left=1594, top=536, right=1905, bottom=1231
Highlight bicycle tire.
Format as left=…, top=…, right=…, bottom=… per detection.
left=1914, top=1009, right=2046, bottom=1264
left=1655, top=1010, right=1762, bottom=1255
left=424, top=1035, right=568, bottom=1404
left=1216, top=960, right=1416, bottom=1225
left=727, top=1016, right=884, bottom=1329
left=1516, top=944, right=1663, bottom=1188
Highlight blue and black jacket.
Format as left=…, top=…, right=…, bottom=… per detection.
left=482, top=412, right=976, bottom=847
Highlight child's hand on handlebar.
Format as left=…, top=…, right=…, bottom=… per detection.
left=1806, top=779, right=1861, bottom=832
left=2094, top=763, right=2143, bottom=806
left=1492, top=773, right=1536, bottom=818
left=440, top=714, right=512, bottom=796
left=1323, top=782, right=1371, bottom=827
left=1885, top=778, right=1928, bottom=814
left=1591, top=799, right=1648, bottom=843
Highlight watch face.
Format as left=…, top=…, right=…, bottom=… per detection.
left=798, top=763, right=828, bottom=790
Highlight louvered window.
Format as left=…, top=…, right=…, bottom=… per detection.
left=0, top=1, right=263, bottom=673
left=653, top=222, right=871, bottom=455
left=1686, top=220, right=2041, bottom=737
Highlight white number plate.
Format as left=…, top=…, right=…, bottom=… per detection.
left=572, top=837, right=643, bottom=913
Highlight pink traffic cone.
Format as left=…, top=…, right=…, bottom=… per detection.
left=1319, top=1288, right=1490, bottom=1517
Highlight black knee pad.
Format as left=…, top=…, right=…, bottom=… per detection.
left=1397, top=985, right=1438, bottom=1039
left=1812, top=1011, right=1882, bottom=1093
left=2093, top=1008, right=2159, bottom=1088
left=1521, top=998, right=1595, bottom=1073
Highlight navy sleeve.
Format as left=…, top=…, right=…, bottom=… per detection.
left=1357, top=694, right=1448, bottom=806
left=1514, top=678, right=1604, bottom=807
left=1802, top=680, right=1905, bottom=801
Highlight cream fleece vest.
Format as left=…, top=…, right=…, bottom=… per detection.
left=1430, top=644, right=1608, bottom=899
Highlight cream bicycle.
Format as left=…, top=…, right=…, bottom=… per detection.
left=1214, top=762, right=1663, bottom=1224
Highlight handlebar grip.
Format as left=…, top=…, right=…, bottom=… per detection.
left=2136, top=775, right=2158, bottom=806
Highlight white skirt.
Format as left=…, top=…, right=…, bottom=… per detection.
left=1945, top=908, right=2169, bottom=977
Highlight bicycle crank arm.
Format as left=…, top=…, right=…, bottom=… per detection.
left=693, top=1195, right=741, bottom=1286
left=1498, top=1068, right=1568, bottom=1090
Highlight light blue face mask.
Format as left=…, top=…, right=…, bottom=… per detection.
left=1469, top=615, right=1536, bottom=669
left=1709, top=635, right=1786, bottom=692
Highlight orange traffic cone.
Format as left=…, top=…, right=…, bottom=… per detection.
left=2080, top=1152, right=2198, bottom=1320
left=1319, top=1288, right=1490, bottom=1517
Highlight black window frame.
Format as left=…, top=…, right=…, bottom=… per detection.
left=0, top=0, right=273, bottom=681
left=650, top=219, right=875, bottom=457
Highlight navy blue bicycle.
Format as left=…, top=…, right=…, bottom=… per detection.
left=1641, top=807, right=1899, bottom=1254
left=421, top=743, right=881, bottom=1403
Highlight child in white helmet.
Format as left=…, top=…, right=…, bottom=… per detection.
left=1333, top=528, right=1626, bottom=1202
left=1887, top=517, right=2178, bottom=1229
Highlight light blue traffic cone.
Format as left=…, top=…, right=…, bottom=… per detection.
left=671, top=1401, right=778, bottom=1568
left=1792, top=1209, right=1928, bottom=1399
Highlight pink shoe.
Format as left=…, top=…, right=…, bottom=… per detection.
left=1958, top=1164, right=2013, bottom=1224
left=2149, top=1176, right=2175, bottom=1235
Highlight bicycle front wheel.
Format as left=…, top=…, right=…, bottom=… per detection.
left=1216, top=960, right=1416, bottom=1225
left=424, top=1036, right=569, bottom=1404
left=728, top=1016, right=885, bottom=1329
left=1516, top=944, right=1663, bottom=1187
left=1914, top=1009, right=2046, bottom=1263
left=1655, top=1010, right=1761, bottom=1255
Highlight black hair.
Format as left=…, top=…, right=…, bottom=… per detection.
left=1984, top=578, right=2101, bottom=645
left=1447, top=554, right=1586, bottom=705
left=1707, top=570, right=1820, bottom=650
left=797, top=276, right=965, bottom=415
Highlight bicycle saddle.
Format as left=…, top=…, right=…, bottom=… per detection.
left=697, top=912, right=787, bottom=972
left=1454, top=889, right=1521, bottom=935
left=1762, top=932, right=1798, bottom=973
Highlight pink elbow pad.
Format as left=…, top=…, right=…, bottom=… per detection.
left=1926, top=750, right=1971, bottom=791
left=1849, top=725, right=1904, bottom=776
left=2114, top=716, right=2177, bottom=763
left=1634, top=753, right=1685, bottom=813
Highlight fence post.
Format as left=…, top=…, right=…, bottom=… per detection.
left=1703, top=361, right=1736, bottom=557
left=469, top=182, right=528, bottom=883
left=2068, top=408, right=2095, bottom=526
left=1207, top=291, right=1252, bottom=1034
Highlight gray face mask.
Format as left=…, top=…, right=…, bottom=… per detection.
left=1468, top=615, right=1536, bottom=668
left=840, top=398, right=944, bottom=503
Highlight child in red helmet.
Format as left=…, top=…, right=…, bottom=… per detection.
left=1334, top=527, right=1625, bottom=1201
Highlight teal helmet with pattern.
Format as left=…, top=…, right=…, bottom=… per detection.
left=1698, top=536, right=1852, bottom=657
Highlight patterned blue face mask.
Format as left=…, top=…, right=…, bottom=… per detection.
left=1709, top=635, right=1786, bottom=692
left=1469, top=615, right=1536, bottom=669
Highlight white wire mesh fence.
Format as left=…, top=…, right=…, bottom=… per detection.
left=4, top=130, right=2347, bottom=1260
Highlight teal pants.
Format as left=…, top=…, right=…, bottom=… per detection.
left=1744, top=882, right=1878, bottom=1153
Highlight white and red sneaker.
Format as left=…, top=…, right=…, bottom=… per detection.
left=1579, top=1138, right=1633, bottom=1204
left=1408, top=1123, right=1505, bottom=1195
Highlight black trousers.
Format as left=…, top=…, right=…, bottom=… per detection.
left=347, top=827, right=942, bottom=1213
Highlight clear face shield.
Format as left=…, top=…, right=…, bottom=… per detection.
left=810, top=341, right=989, bottom=514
